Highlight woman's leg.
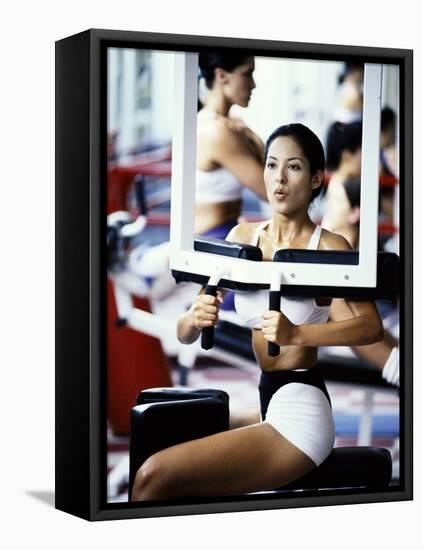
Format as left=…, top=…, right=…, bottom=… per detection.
left=131, top=422, right=316, bottom=501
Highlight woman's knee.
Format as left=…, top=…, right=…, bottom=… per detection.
left=131, top=454, right=169, bottom=502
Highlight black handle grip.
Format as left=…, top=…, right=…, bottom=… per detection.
left=201, top=285, right=218, bottom=350
left=268, top=289, right=280, bottom=357
left=133, top=175, right=147, bottom=216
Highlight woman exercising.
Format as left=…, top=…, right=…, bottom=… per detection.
left=131, top=123, right=383, bottom=501
left=196, top=53, right=267, bottom=238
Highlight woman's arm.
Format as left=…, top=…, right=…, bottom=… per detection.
left=262, top=300, right=383, bottom=347
left=232, top=122, right=265, bottom=163
left=330, top=298, right=397, bottom=369
left=227, top=118, right=265, bottom=163
left=301, top=301, right=382, bottom=346
left=209, top=121, right=268, bottom=200
left=261, top=230, right=383, bottom=347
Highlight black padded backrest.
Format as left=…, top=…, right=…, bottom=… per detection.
left=136, top=387, right=230, bottom=407
left=194, top=237, right=262, bottom=260
left=173, top=238, right=265, bottom=290
left=274, top=249, right=359, bottom=265
left=272, top=250, right=399, bottom=301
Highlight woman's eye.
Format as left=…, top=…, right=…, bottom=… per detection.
left=266, top=162, right=276, bottom=169
left=289, top=164, right=301, bottom=170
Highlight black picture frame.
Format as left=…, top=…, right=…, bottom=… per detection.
left=55, top=28, right=413, bottom=521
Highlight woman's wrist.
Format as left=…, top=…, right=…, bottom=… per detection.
left=186, top=307, right=200, bottom=334
left=177, top=309, right=200, bottom=344
left=288, top=324, right=303, bottom=346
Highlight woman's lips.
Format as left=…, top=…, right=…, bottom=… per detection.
left=274, top=190, right=288, bottom=200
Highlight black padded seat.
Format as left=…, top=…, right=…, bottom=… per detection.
left=129, top=388, right=229, bottom=499
left=282, top=447, right=392, bottom=491
left=129, top=388, right=392, bottom=500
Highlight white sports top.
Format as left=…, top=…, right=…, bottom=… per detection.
left=234, top=221, right=331, bottom=329
left=196, top=109, right=244, bottom=204
left=196, top=167, right=244, bottom=203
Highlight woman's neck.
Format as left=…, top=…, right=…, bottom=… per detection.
left=333, top=164, right=356, bottom=181
left=203, top=91, right=232, bottom=117
left=268, top=213, right=315, bottom=248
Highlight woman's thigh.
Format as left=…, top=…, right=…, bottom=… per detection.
left=132, top=422, right=316, bottom=501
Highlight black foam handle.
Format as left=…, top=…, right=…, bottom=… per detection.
left=133, top=175, right=147, bottom=215
left=268, top=290, right=280, bottom=357
left=201, top=285, right=218, bottom=350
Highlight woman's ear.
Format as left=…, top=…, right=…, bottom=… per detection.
left=311, top=169, right=324, bottom=191
left=214, top=67, right=228, bottom=86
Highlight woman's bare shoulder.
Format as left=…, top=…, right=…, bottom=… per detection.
left=199, top=115, right=240, bottom=147
left=225, top=222, right=263, bottom=245
left=319, top=228, right=353, bottom=251
left=198, top=111, right=229, bottom=132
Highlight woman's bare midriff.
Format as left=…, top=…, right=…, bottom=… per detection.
left=252, top=329, right=318, bottom=372
left=195, top=200, right=242, bottom=234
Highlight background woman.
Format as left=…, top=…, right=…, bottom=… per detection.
left=196, top=53, right=268, bottom=238
left=131, top=123, right=383, bottom=501
left=134, top=54, right=267, bottom=306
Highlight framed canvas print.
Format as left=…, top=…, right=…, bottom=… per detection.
left=55, top=28, right=412, bottom=521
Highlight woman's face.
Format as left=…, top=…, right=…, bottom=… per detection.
left=264, top=136, right=322, bottom=216
left=342, top=148, right=362, bottom=177
left=339, top=69, right=364, bottom=112
left=220, top=57, right=256, bottom=107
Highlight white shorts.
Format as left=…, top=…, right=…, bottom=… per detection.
left=263, top=382, right=335, bottom=466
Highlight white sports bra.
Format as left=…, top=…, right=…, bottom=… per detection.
left=234, top=221, right=331, bottom=329
left=196, top=109, right=244, bottom=204
left=196, top=167, right=244, bottom=203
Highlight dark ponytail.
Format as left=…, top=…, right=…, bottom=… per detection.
left=199, top=53, right=251, bottom=89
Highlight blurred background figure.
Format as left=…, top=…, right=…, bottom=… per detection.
left=334, top=62, right=364, bottom=123
left=379, top=106, right=398, bottom=245
left=380, top=106, right=397, bottom=177
left=321, top=121, right=363, bottom=247
left=328, top=175, right=399, bottom=388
